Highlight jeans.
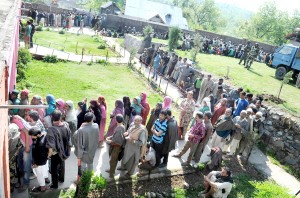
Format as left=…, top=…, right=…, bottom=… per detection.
left=17, top=146, right=32, bottom=185
left=152, top=67, right=158, bottom=80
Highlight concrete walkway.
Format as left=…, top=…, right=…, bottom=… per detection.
left=249, top=146, right=300, bottom=196
left=15, top=27, right=300, bottom=198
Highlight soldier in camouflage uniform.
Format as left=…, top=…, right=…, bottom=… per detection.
left=238, top=41, right=251, bottom=65
left=245, top=43, right=260, bottom=69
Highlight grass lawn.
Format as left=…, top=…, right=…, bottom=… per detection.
left=174, top=50, right=300, bottom=116
left=33, top=30, right=118, bottom=57
left=19, top=60, right=180, bottom=130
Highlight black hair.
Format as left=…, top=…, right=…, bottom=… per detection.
left=160, top=110, right=167, bottom=116
left=204, top=111, right=212, bottom=119
left=166, top=110, right=172, bottom=116
left=51, top=110, right=62, bottom=122
left=28, top=127, right=41, bottom=136
left=84, top=112, right=94, bottom=122
left=116, top=114, right=124, bottom=123
left=28, top=110, right=39, bottom=121
left=223, top=167, right=231, bottom=177
left=196, top=112, right=204, bottom=119
left=146, top=142, right=151, bottom=149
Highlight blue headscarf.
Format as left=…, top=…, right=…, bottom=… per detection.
left=131, top=97, right=142, bottom=114
left=46, top=94, right=56, bottom=116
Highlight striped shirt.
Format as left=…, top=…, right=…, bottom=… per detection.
left=151, top=119, right=168, bottom=144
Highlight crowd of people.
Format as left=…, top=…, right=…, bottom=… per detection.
left=8, top=70, right=266, bottom=197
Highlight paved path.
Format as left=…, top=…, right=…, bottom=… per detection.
left=15, top=27, right=300, bottom=198
left=249, top=146, right=300, bottom=196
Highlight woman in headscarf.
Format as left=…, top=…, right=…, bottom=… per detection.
left=190, top=97, right=211, bottom=127
left=76, top=98, right=88, bottom=129
left=140, top=92, right=151, bottom=125
left=162, top=96, right=172, bottom=111
left=130, top=97, right=142, bottom=125
left=46, top=94, right=56, bottom=116
left=56, top=98, right=66, bottom=118
left=106, top=99, right=124, bottom=138
left=64, top=100, right=77, bottom=145
left=146, top=102, right=162, bottom=142
left=123, top=96, right=132, bottom=130
left=178, top=91, right=195, bottom=140
left=31, top=95, right=46, bottom=121
left=89, top=99, right=102, bottom=125
left=98, top=96, right=107, bottom=146
left=19, top=89, right=29, bottom=118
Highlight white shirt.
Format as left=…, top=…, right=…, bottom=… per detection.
left=145, top=148, right=156, bottom=166
left=209, top=171, right=233, bottom=198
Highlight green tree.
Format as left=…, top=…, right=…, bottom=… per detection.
left=190, top=33, right=202, bottom=62
left=143, top=25, right=154, bottom=40
left=168, top=26, right=182, bottom=51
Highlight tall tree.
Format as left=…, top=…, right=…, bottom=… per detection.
left=168, top=26, right=182, bottom=51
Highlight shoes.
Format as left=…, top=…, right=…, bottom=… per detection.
left=158, top=163, right=167, bottom=168
left=181, top=161, right=190, bottom=166
left=45, top=178, right=50, bottom=184
left=50, top=184, right=58, bottom=189
left=117, top=166, right=126, bottom=171
left=172, top=154, right=181, bottom=158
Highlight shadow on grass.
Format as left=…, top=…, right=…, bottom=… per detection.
left=248, top=69, right=263, bottom=76
left=229, top=173, right=257, bottom=198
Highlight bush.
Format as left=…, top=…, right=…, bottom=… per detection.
left=90, top=174, right=107, bottom=191
left=97, top=44, right=106, bottom=49
left=43, top=55, right=59, bottom=63
left=95, top=59, right=109, bottom=65
left=59, top=30, right=65, bottom=34
left=46, top=27, right=50, bottom=31
left=18, top=48, right=32, bottom=65
left=252, top=180, right=293, bottom=198
left=168, top=26, right=182, bottom=51
left=36, top=26, right=43, bottom=31
left=77, top=170, right=93, bottom=198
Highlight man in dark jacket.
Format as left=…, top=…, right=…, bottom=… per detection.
left=29, top=19, right=35, bottom=48
left=29, top=127, right=49, bottom=192
left=46, top=110, right=71, bottom=189
left=160, top=110, right=178, bottom=168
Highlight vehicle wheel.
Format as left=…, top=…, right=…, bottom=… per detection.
left=275, top=67, right=287, bottom=80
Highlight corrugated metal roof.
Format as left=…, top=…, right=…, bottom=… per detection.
left=124, top=0, right=188, bottom=30
left=101, top=1, right=113, bottom=9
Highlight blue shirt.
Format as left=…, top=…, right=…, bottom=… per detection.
left=152, top=119, right=167, bottom=144
left=233, top=98, right=249, bottom=117
left=153, top=55, right=161, bottom=68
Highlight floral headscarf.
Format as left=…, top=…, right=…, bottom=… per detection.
left=162, top=96, right=172, bottom=111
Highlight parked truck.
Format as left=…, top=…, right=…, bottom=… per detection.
left=270, top=44, right=300, bottom=81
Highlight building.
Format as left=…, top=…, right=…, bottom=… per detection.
left=0, top=0, right=21, bottom=197
left=100, top=1, right=121, bottom=15
left=124, top=0, right=188, bottom=30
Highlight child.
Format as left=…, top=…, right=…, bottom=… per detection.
left=138, top=143, right=156, bottom=176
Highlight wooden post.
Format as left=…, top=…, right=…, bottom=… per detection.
left=165, top=79, right=169, bottom=95
left=76, top=41, right=78, bottom=54
left=296, top=73, right=300, bottom=88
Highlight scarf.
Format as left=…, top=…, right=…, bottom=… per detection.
left=131, top=97, right=142, bottom=114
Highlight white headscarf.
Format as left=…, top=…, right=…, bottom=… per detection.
left=65, top=100, right=77, bottom=122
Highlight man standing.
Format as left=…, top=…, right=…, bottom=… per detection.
left=74, top=112, right=99, bottom=173
left=146, top=44, right=155, bottom=66
left=160, top=110, right=178, bottom=168
left=176, top=63, right=193, bottom=86
left=29, top=19, right=35, bottom=48
left=106, top=114, right=125, bottom=179
left=152, top=51, right=161, bottom=81
left=233, top=91, right=249, bottom=117
left=118, top=116, right=146, bottom=179
left=238, top=41, right=251, bottom=65
left=46, top=110, right=71, bottom=189
left=198, top=74, right=214, bottom=103
left=193, top=111, right=213, bottom=164
left=193, top=73, right=204, bottom=101
left=9, top=89, right=20, bottom=115
left=173, top=112, right=205, bottom=166
left=24, top=21, right=32, bottom=49
left=228, top=87, right=243, bottom=108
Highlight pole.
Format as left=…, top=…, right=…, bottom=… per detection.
left=0, top=105, right=49, bottom=109
left=148, top=66, right=151, bottom=80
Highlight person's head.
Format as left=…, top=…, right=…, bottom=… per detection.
left=159, top=110, right=167, bottom=121
left=64, top=100, right=74, bottom=111
left=133, top=115, right=142, bottom=126
left=187, top=91, right=193, bottom=100
left=77, top=101, right=84, bottom=110
left=246, top=108, right=253, bottom=117
left=115, top=99, right=124, bottom=109
left=51, top=110, right=62, bottom=122
left=116, top=114, right=124, bottom=123
left=27, top=110, right=39, bottom=122
left=240, top=110, right=247, bottom=119
left=20, top=89, right=29, bottom=100
left=89, top=100, right=98, bottom=108
left=225, top=108, right=232, bottom=117
left=246, top=93, right=253, bottom=100
left=179, top=57, right=182, bottom=61
left=221, top=98, right=227, bottom=106
left=56, top=98, right=65, bottom=109
left=28, top=127, right=42, bottom=139
left=255, top=100, right=262, bottom=109
left=166, top=109, right=172, bottom=119
left=240, top=91, right=246, bottom=99
left=84, top=112, right=94, bottom=122
left=255, top=112, right=263, bottom=120
left=218, top=78, right=224, bottom=84
left=221, top=167, right=231, bottom=177
left=195, top=112, right=204, bottom=122
left=207, top=74, right=212, bottom=80
left=98, top=96, right=107, bottom=107
left=156, top=102, right=163, bottom=110
left=183, top=58, right=187, bottom=63
left=31, top=95, right=42, bottom=105
left=204, top=111, right=212, bottom=120
left=123, top=96, right=131, bottom=106
left=140, top=92, right=147, bottom=104
left=10, top=90, right=19, bottom=100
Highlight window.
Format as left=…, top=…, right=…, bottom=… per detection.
left=278, top=46, right=293, bottom=55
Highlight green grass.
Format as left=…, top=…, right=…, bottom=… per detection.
left=174, top=50, right=300, bottom=116
left=18, top=60, right=170, bottom=130
left=33, top=31, right=118, bottom=57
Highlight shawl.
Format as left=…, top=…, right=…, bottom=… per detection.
left=131, top=97, right=142, bottom=114
left=114, top=99, right=124, bottom=115
left=123, top=96, right=132, bottom=116
left=129, top=124, right=144, bottom=140
left=162, top=96, right=172, bottom=111
left=65, top=100, right=77, bottom=122
left=98, top=96, right=107, bottom=110
left=46, top=94, right=56, bottom=116
left=140, top=92, right=147, bottom=106
left=56, top=98, right=65, bottom=112
left=215, top=116, right=235, bottom=138
left=154, top=102, right=163, bottom=117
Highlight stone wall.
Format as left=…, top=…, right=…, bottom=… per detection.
left=196, top=29, right=277, bottom=53
left=22, top=2, right=72, bottom=14
left=123, top=34, right=163, bottom=54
